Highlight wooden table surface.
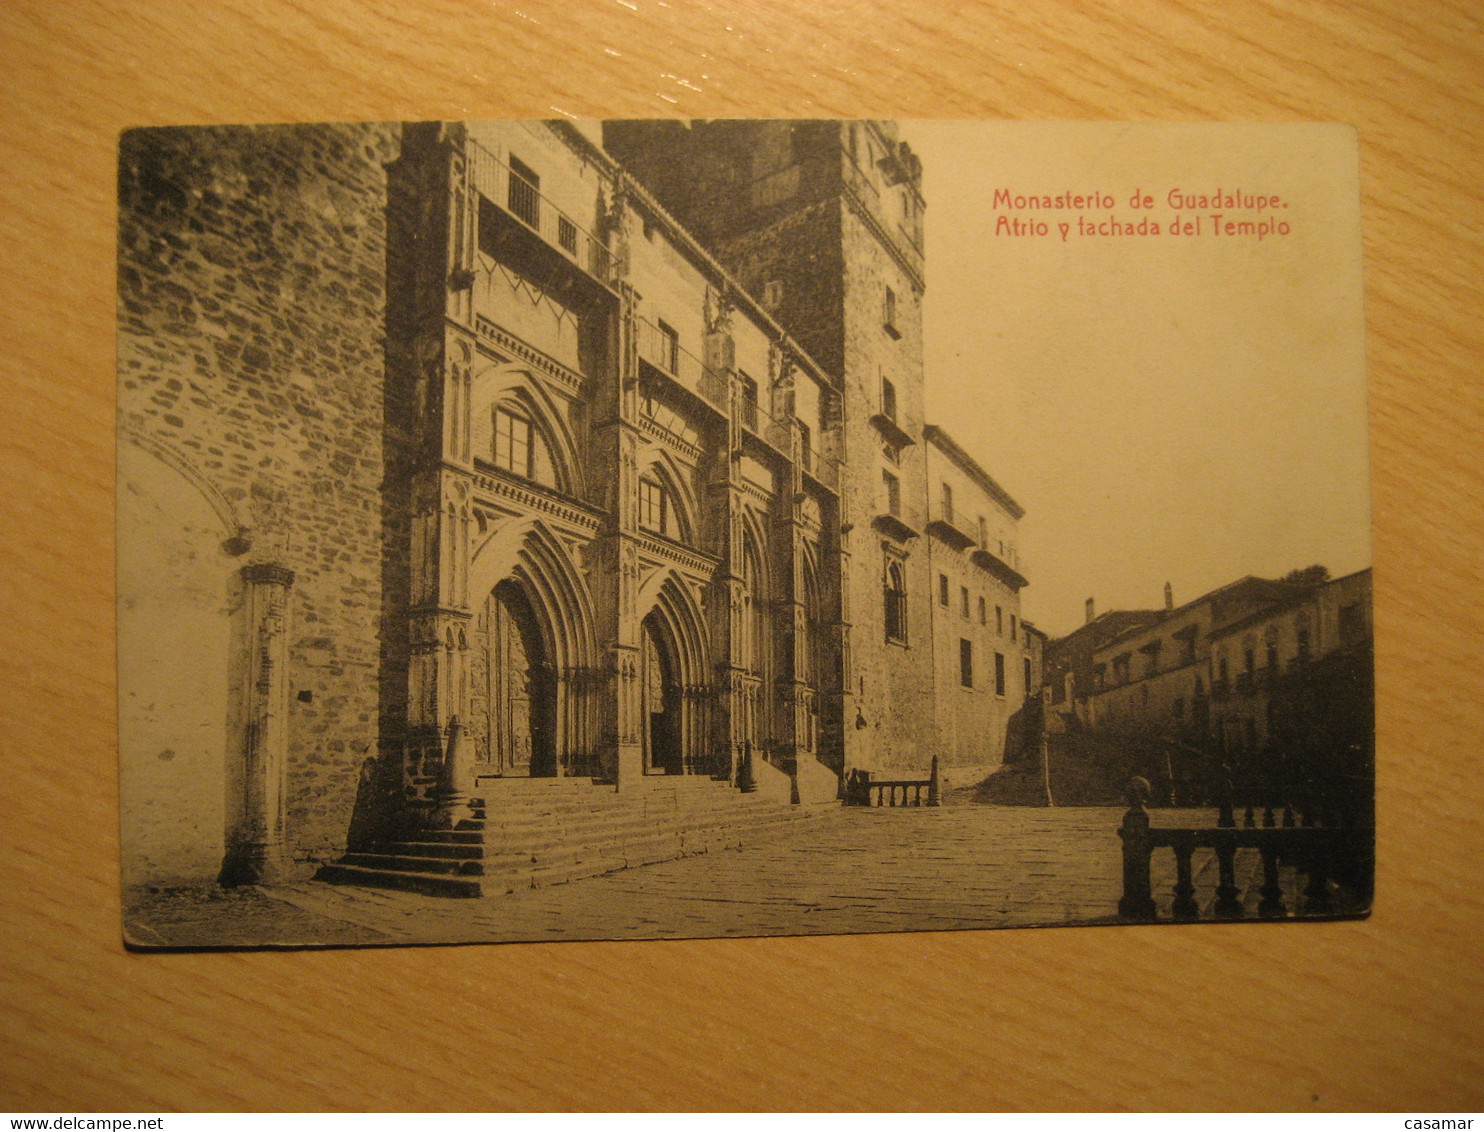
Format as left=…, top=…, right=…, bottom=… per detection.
left=2, top=0, right=1481, bottom=1113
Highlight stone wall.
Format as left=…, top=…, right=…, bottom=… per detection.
left=117, top=123, right=401, bottom=880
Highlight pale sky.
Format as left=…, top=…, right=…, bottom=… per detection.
left=906, top=122, right=1371, bottom=638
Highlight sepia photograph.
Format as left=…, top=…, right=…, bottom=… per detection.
left=116, top=118, right=1372, bottom=949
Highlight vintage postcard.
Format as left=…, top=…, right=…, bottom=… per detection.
left=117, top=120, right=1372, bottom=948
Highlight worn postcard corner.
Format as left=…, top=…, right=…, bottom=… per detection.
left=117, top=120, right=1372, bottom=949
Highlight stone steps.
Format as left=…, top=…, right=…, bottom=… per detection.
left=316, top=775, right=821, bottom=898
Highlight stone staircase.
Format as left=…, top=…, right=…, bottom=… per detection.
left=316, top=775, right=825, bottom=898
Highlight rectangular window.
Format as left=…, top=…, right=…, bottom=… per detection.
left=882, top=470, right=901, bottom=517
left=493, top=407, right=532, bottom=477
left=638, top=477, right=665, bottom=532
left=657, top=320, right=679, bottom=373
left=960, top=639, right=974, bottom=688
left=798, top=422, right=812, bottom=472
left=508, top=154, right=540, bottom=228
left=978, top=596, right=986, bottom=625
left=1010, top=614, right=1018, bottom=640
left=996, top=605, right=1003, bottom=634
left=941, top=482, right=954, bottom=524
left=960, top=586, right=970, bottom=617
left=978, top=515, right=988, bottom=548
left=881, top=377, right=897, bottom=422
left=739, top=372, right=759, bottom=430
left=883, top=286, right=898, bottom=335
left=995, top=652, right=1006, bottom=696
left=939, top=574, right=950, bottom=607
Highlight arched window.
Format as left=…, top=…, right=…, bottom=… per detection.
left=493, top=405, right=532, bottom=476
left=489, top=400, right=558, bottom=487
left=884, top=560, right=908, bottom=644
left=638, top=472, right=683, bottom=541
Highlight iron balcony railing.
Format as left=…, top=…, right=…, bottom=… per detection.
left=634, top=317, right=729, bottom=412
left=465, top=139, right=613, bottom=284
left=633, top=316, right=842, bottom=492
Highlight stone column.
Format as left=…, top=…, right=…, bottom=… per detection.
left=220, top=563, right=294, bottom=886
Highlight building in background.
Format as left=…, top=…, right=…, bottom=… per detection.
left=1040, top=569, right=1373, bottom=809
left=1042, top=604, right=1165, bottom=728
left=922, top=425, right=1029, bottom=775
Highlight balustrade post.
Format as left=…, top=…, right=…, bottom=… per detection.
left=1117, top=777, right=1158, bottom=921
left=1171, top=832, right=1199, bottom=920
left=928, top=754, right=941, bottom=807
left=1258, top=843, right=1289, bottom=918
left=1213, top=830, right=1243, bottom=918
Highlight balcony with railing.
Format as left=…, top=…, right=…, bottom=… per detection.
left=926, top=504, right=976, bottom=552
left=466, top=139, right=614, bottom=291
left=634, top=316, right=730, bottom=414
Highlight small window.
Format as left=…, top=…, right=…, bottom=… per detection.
left=493, top=406, right=533, bottom=477
left=508, top=154, right=540, bottom=228
left=941, top=482, right=954, bottom=524
left=960, top=639, right=974, bottom=688
left=1010, top=614, right=1018, bottom=640
left=995, top=605, right=1003, bottom=635
left=882, top=470, right=901, bottom=517
left=939, top=574, right=949, bottom=607
left=883, top=286, right=899, bottom=336
left=960, top=586, right=970, bottom=618
left=881, top=377, right=897, bottom=422
left=762, top=280, right=783, bottom=309
left=977, top=515, right=988, bottom=547
left=798, top=422, right=812, bottom=471
left=995, top=652, right=1006, bottom=696
left=638, top=477, right=665, bottom=533
left=978, top=596, right=986, bottom=625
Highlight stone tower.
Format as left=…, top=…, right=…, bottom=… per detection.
left=604, top=120, right=935, bottom=775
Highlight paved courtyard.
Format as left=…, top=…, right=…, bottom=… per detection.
left=125, top=802, right=1283, bottom=949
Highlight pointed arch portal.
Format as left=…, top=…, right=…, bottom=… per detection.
left=471, top=579, right=557, bottom=777
left=641, top=612, right=681, bottom=775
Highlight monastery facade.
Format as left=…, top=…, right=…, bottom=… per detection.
left=116, top=120, right=1030, bottom=890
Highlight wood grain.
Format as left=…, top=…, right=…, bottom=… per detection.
left=1, top=0, right=1481, bottom=1112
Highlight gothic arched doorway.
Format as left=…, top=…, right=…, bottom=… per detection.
left=472, top=579, right=557, bottom=777
left=641, top=613, right=682, bottom=775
